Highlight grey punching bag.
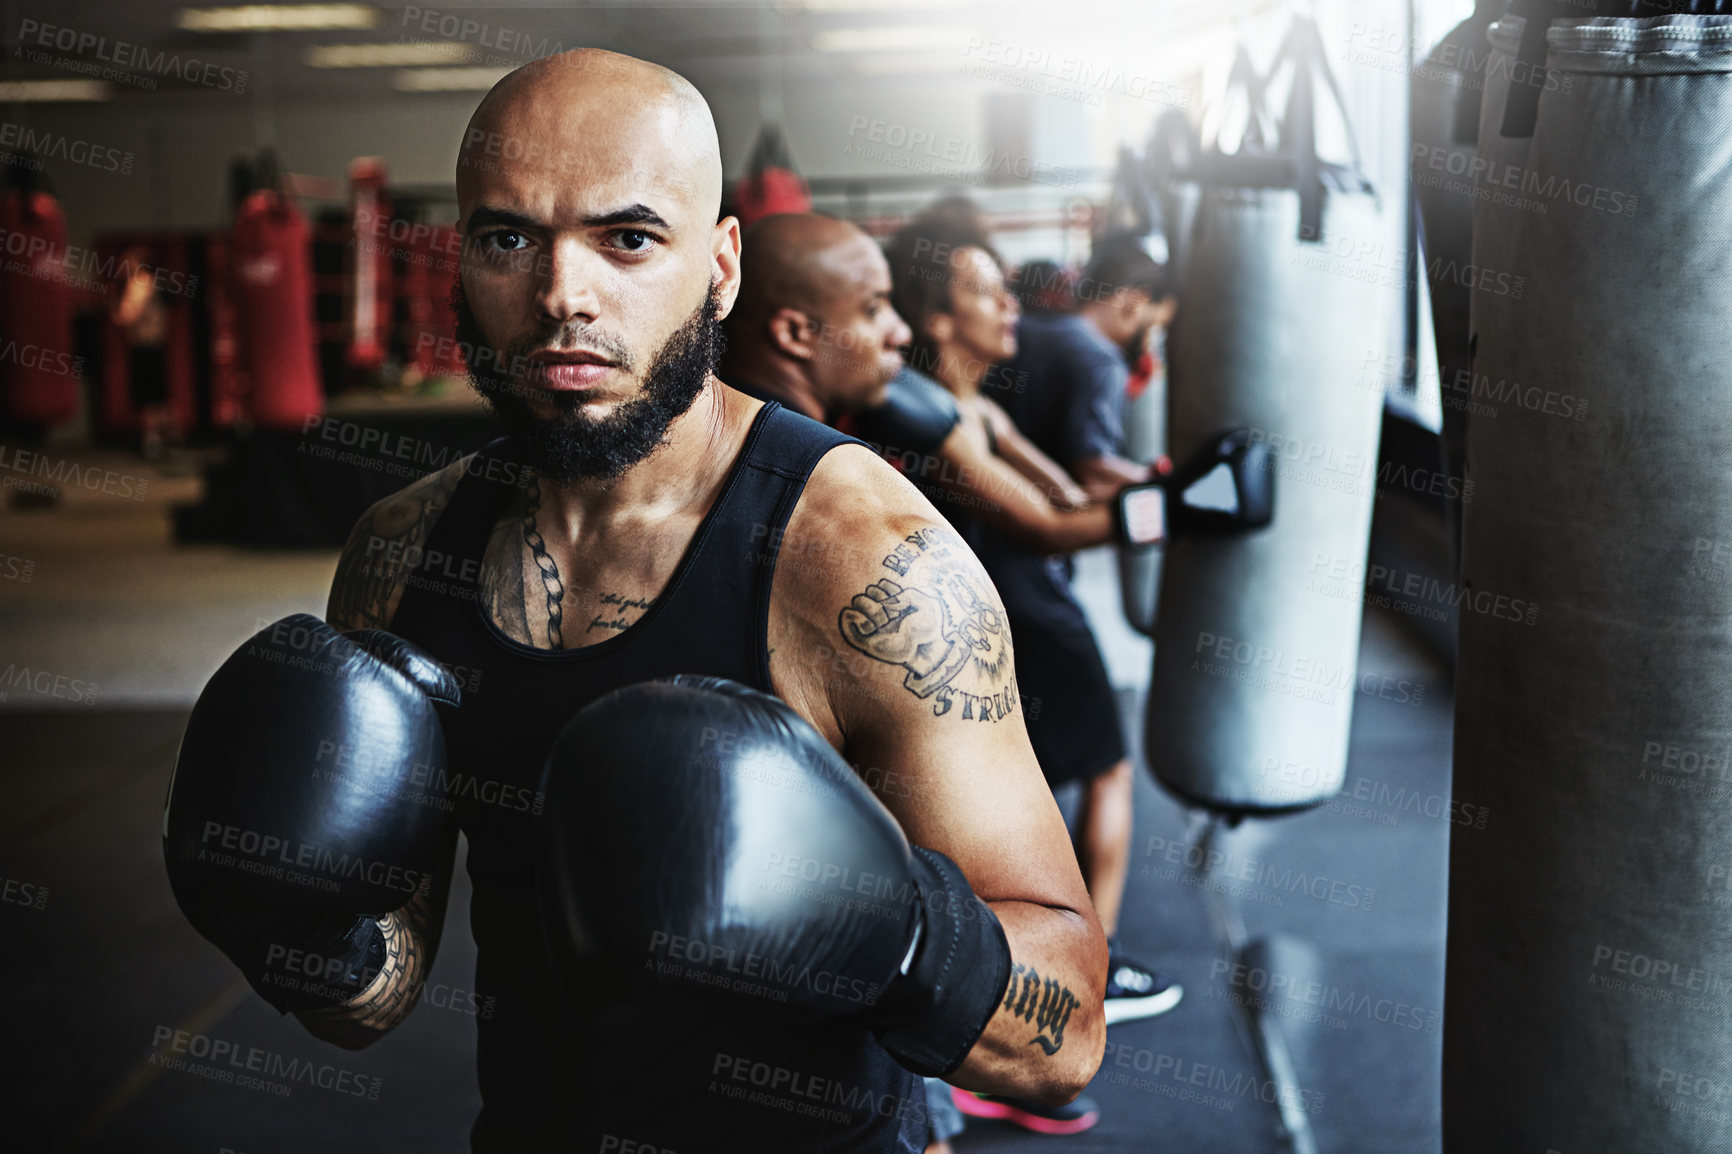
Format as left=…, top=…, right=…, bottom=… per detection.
left=1147, top=15, right=1391, bottom=814
left=1411, top=0, right=1505, bottom=571
left=1446, top=8, right=1732, bottom=1150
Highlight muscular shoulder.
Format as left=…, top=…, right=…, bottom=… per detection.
left=768, top=444, right=1017, bottom=743
left=325, top=454, right=476, bottom=631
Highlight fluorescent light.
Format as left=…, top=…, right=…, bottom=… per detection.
left=177, top=5, right=380, bottom=32
left=0, top=79, right=111, bottom=101
left=782, top=0, right=970, bottom=9
left=853, top=53, right=968, bottom=75
left=393, top=66, right=512, bottom=92
left=812, top=25, right=973, bottom=53
left=307, top=42, right=473, bottom=68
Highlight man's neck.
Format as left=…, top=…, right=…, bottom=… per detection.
left=1077, top=304, right=1121, bottom=347
left=933, top=344, right=987, bottom=400
left=717, top=353, right=824, bottom=421
left=533, top=381, right=754, bottom=539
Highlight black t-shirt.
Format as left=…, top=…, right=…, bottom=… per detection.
left=998, top=313, right=1129, bottom=469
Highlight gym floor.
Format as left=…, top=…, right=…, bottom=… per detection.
left=1, top=452, right=1450, bottom=1153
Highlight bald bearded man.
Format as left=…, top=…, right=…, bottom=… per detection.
left=258, top=50, right=1105, bottom=1152
left=720, top=212, right=910, bottom=420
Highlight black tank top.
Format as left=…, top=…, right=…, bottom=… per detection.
left=389, top=403, right=926, bottom=1154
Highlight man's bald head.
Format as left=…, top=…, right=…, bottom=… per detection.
left=721, top=212, right=909, bottom=418
left=733, top=213, right=883, bottom=323
left=457, top=48, right=723, bottom=220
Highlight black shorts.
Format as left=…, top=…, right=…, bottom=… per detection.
left=129, top=345, right=169, bottom=407
left=985, top=548, right=1126, bottom=788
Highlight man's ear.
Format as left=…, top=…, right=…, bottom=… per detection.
left=768, top=307, right=815, bottom=361
left=712, top=215, right=744, bottom=320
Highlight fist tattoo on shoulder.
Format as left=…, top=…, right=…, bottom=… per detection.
left=836, top=529, right=1019, bottom=722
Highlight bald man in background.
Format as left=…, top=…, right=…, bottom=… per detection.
left=169, top=49, right=1108, bottom=1153
left=720, top=212, right=911, bottom=419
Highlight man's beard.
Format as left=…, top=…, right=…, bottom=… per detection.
left=454, top=279, right=727, bottom=484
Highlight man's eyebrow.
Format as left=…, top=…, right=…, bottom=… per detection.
left=465, top=206, right=542, bottom=234
left=464, top=204, right=673, bottom=234
left=583, top=204, right=673, bottom=230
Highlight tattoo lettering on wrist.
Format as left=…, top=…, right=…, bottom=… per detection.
left=1002, top=962, right=1080, bottom=1056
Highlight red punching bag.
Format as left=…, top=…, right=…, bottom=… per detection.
left=732, top=124, right=810, bottom=228
left=231, top=189, right=321, bottom=429
left=346, top=157, right=391, bottom=373
left=0, top=189, right=78, bottom=427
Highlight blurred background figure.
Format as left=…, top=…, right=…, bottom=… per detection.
left=884, top=204, right=1181, bottom=1141
left=719, top=211, right=909, bottom=421
left=1001, top=235, right=1174, bottom=500
left=110, top=245, right=174, bottom=459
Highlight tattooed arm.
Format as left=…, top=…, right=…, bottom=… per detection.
left=768, top=444, right=1108, bottom=1104
left=326, top=457, right=471, bottom=632
left=300, top=459, right=470, bottom=1046
left=293, top=847, right=456, bottom=1050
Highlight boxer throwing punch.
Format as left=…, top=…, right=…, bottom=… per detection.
left=163, top=49, right=1105, bottom=1153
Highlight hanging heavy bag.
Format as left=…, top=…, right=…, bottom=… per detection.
left=732, top=124, right=811, bottom=229
left=231, top=188, right=322, bottom=430
left=1445, top=7, right=1732, bottom=1150
left=346, top=158, right=391, bottom=374
left=1147, top=17, right=1389, bottom=814
left=0, top=185, right=78, bottom=429
left=1412, top=0, right=1505, bottom=571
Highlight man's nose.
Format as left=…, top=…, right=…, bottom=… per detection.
left=535, top=237, right=601, bottom=324
left=885, top=306, right=913, bottom=350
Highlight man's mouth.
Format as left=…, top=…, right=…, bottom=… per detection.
left=529, top=350, right=619, bottom=390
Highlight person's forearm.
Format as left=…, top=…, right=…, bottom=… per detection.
left=294, top=884, right=443, bottom=1050
left=1003, top=446, right=1088, bottom=509
left=931, top=442, right=1115, bottom=553
left=1073, top=454, right=1152, bottom=504
left=946, top=901, right=1107, bottom=1103
left=974, top=496, right=1115, bottom=554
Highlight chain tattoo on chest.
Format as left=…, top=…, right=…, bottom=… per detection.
left=522, top=474, right=566, bottom=650
left=837, top=526, right=1021, bottom=723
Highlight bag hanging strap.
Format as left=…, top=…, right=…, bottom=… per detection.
left=1266, top=14, right=1371, bottom=242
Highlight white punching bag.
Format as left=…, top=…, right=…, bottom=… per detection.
left=1148, top=16, right=1390, bottom=814
left=1446, top=7, right=1732, bottom=1150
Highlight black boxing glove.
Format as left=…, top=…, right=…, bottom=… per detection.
left=163, top=614, right=460, bottom=1014
left=1116, top=428, right=1275, bottom=546
left=850, top=366, right=962, bottom=457
left=536, top=676, right=1012, bottom=1078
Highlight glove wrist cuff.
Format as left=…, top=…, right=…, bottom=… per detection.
left=871, top=845, right=1011, bottom=1078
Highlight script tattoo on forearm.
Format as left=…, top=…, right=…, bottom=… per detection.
left=1002, top=962, right=1081, bottom=1056
left=294, top=884, right=439, bottom=1049
left=837, top=527, right=1020, bottom=722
